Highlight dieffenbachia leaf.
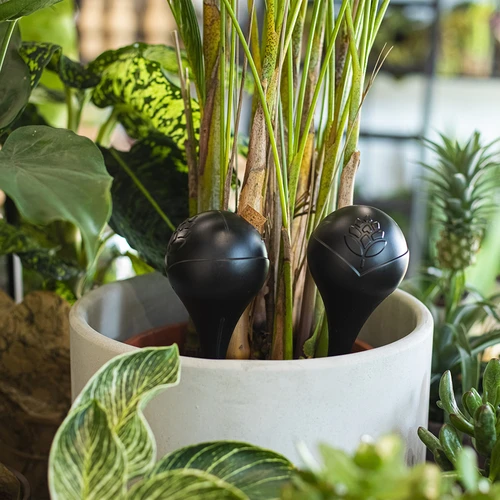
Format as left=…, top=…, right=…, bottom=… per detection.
left=101, top=137, right=189, bottom=272
left=0, top=22, right=31, bottom=130
left=150, top=442, right=294, bottom=500
left=0, top=0, right=62, bottom=21
left=92, top=51, right=200, bottom=152
left=0, top=219, right=80, bottom=281
left=49, top=400, right=127, bottom=500
left=127, top=469, right=247, bottom=500
left=73, top=347, right=181, bottom=479
left=0, top=126, right=112, bottom=265
left=19, top=42, right=95, bottom=89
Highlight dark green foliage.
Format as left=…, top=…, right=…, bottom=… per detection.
left=0, top=23, right=31, bottom=131
left=0, top=219, right=80, bottom=281
left=101, top=137, right=189, bottom=272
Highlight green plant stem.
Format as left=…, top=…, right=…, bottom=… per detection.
left=0, top=19, right=17, bottom=73
left=220, top=0, right=227, bottom=205
left=225, top=0, right=237, bottom=174
left=65, top=87, right=79, bottom=132
left=222, top=0, right=289, bottom=229
left=96, top=109, right=119, bottom=147
left=288, top=1, right=347, bottom=213
left=110, top=149, right=176, bottom=232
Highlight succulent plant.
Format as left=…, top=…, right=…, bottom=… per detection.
left=419, top=359, right=500, bottom=484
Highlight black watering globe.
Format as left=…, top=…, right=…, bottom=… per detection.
left=166, top=211, right=269, bottom=359
left=307, top=205, right=409, bottom=356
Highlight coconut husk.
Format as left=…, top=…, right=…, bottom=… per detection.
left=0, top=290, right=71, bottom=500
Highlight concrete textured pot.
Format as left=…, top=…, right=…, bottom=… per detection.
left=70, top=273, right=433, bottom=465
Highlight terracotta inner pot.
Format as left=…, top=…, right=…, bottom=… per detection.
left=125, top=323, right=373, bottom=355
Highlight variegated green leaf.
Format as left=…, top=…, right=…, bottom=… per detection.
left=73, top=346, right=181, bottom=479
left=49, top=400, right=127, bottom=500
left=0, top=126, right=112, bottom=265
left=101, top=137, right=188, bottom=272
left=150, top=442, right=294, bottom=500
left=19, top=42, right=95, bottom=89
left=0, top=0, right=62, bottom=21
left=92, top=53, right=200, bottom=153
left=0, top=219, right=80, bottom=281
left=128, top=469, right=247, bottom=500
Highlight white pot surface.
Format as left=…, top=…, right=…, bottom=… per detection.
left=70, top=273, right=433, bottom=465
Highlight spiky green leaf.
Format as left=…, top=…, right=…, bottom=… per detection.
left=49, top=400, right=127, bottom=500
left=73, top=347, right=181, bottom=479
left=0, top=126, right=112, bottom=265
left=150, top=441, right=293, bottom=500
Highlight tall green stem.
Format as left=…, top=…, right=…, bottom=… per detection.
left=0, top=20, right=17, bottom=73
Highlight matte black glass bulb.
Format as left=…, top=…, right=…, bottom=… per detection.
left=166, top=211, right=269, bottom=359
left=307, top=205, right=409, bottom=356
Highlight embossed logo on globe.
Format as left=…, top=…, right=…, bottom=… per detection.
left=344, top=216, right=388, bottom=269
left=167, top=215, right=198, bottom=255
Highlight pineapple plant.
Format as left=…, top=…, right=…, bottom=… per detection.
left=414, top=133, right=500, bottom=420
left=424, top=132, right=498, bottom=272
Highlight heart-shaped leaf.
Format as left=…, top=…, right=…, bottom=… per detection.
left=0, top=0, right=62, bottom=21
left=49, top=400, right=127, bottom=500
left=150, top=441, right=294, bottom=500
left=73, top=347, right=181, bottom=479
left=0, top=22, right=31, bottom=130
left=102, top=137, right=189, bottom=272
left=127, top=469, right=247, bottom=500
left=0, top=125, right=113, bottom=264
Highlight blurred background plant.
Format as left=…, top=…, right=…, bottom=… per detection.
left=402, top=132, right=500, bottom=422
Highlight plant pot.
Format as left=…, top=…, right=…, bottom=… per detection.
left=124, top=323, right=373, bottom=354
left=70, top=273, right=433, bottom=465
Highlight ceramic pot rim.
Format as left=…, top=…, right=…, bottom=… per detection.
left=70, top=277, right=433, bottom=372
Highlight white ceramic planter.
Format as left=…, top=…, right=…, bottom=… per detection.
left=70, top=273, right=433, bottom=465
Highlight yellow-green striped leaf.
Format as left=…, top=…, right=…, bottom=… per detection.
left=49, top=400, right=127, bottom=500
left=73, top=346, right=181, bottom=479
left=127, top=469, right=247, bottom=500
left=150, top=441, right=294, bottom=500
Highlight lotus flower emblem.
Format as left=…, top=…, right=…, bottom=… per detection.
left=167, top=215, right=198, bottom=254
left=344, top=216, right=387, bottom=269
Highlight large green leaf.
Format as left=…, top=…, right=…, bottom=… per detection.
left=150, top=442, right=294, bottom=500
left=91, top=50, right=200, bottom=152
left=128, top=469, right=247, bottom=500
left=0, top=125, right=112, bottom=264
left=49, top=400, right=127, bottom=500
left=0, top=219, right=80, bottom=281
left=73, top=347, right=181, bottom=479
left=0, top=0, right=62, bottom=21
left=0, top=23, right=31, bottom=130
left=101, top=137, right=189, bottom=272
